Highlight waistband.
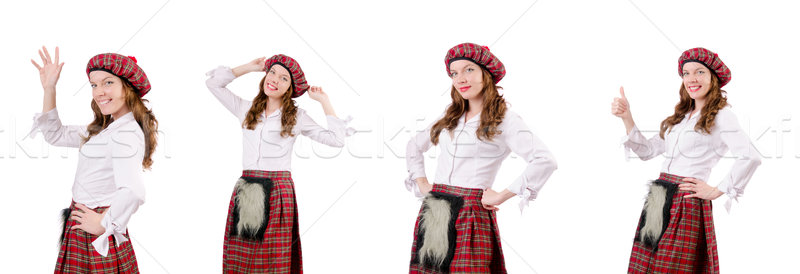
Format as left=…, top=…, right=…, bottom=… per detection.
left=657, top=172, right=686, bottom=184
left=242, top=170, right=291, bottom=179
left=431, top=184, right=483, bottom=200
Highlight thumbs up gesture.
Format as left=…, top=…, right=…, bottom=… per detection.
left=611, top=86, right=633, bottom=121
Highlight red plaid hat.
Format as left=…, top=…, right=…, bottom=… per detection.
left=678, top=47, right=731, bottom=87
left=86, top=53, right=151, bottom=97
left=264, top=54, right=309, bottom=98
left=444, top=43, right=506, bottom=83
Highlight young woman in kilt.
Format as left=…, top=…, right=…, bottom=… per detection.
left=405, top=42, right=558, bottom=273
left=206, top=55, right=352, bottom=273
left=29, top=47, right=158, bottom=273
left=612, top=47, right=761, bottom=273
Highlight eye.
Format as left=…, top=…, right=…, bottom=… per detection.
left=282, top=77, right=288, bottom=82
left=467, top=67, right=474, bottom=72
left=698, top=70, right=705, bottom=74
left=105, top=81, right=114, bottom=86
left=450, top=72, right=457, bottom=78
left=269, top=70, right=275, bottom=74
left=90, top=83, right=97, bottom=88
left=682, top=72, right=689, bottom=76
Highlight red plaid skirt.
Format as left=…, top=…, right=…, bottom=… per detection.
left=55, top=201, right=138, bottom=273
left=628, top=173, right=719, bottom=273
left=409, top=184, right=506, bottom=273
left=223, top=170, right=302, bottom=273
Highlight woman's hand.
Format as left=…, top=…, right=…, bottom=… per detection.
left=307, top=86, right=329, bottom=103
left=70, top=203, right=107, bottom=236
left=416, top=177, right=433, bottom=195
left=612, top=86, right=636, bottom=134
left=679, top=177, right=724, bottom=200
left=232, top=57, right=266, bottom=77
left=30, top=46, right=64, bottom=91
left=308, top=86, right=338, bottom=117
left=481, top=189, right=515, bottom=211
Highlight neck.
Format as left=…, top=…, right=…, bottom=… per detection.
left=111, top=109, right=131, bottom=120
left=693, top=98, right=705, bottom=114
left=465, top=97, right=483, bottom=120
left=266, top=97, right=282, bottom=114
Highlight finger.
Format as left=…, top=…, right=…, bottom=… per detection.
left=43, top=46, right=52, bottom=63
left=619, top=86, right=626, bottom=99
left=70, top=224, right=82, bottom=230
left=58, top=62, right=65, bottom=72
left=31, top=59, right=42, bottom=70
left=681, top=178, right=698, bottom=184
left=54, top=46, right=60, bottom=65
left=684, top=193, right=698, bottom=199
left=39, top=49, right=47, bottom=64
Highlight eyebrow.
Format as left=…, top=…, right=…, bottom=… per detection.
left=449, top=63, right=476, bottom=73
left=269, top=68, right=291, bottom=78
left=89, top=77, right=114, bottom=84
left=682, top=67, right=708, bottom=73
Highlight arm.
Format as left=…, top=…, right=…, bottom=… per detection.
left=613, top=86, right=665, bottom=160
left=297, top=108, right=353, bottom=148
left=92, top=128, right=147, bottom=257
left=714, top=109, right=762, bottom=211
left=28, top=46, right=86, bottom=147
left=205, top=57, right=265, bottom=119
left=405, top=118, right=438, bottom=197
left=490, top=113, right=558, bottom=212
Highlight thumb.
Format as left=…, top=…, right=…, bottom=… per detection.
left=619, top=86, right=627, bottom=99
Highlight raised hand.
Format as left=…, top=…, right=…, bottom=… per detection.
left=30, top=46, right=64, bottom=91
left=232, top=57, right=267, bottom=77
left=611, top=86, right=632, bottom=121
left=307, top=86, right=329, bottom=103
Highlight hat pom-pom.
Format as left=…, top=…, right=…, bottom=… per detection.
left=127, top=56, right=138, bottom=63
left=481, top=45, right=490, bottom=51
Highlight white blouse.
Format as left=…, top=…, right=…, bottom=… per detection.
left=406, top=110, right=558, bottom=212
left=205, top=66, right=353, bottom=171
left=29, top=109, right=145, bottom=257
left=623, top=106, right=761, bottom=212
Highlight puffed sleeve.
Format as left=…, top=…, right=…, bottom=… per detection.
left=622, top=125, right=666, bottom=161
left=297, top=109, right=354, bottom=147
left=28, top=108, right=87, bottom=147
left=92, top=126, right=146, bottom=257
left=714, top=108, right=762, bottom=212
left=205, top=66, right=251, bottom=121
left=404, top=117, right=438, bottom=198
left=501, top=113, right=558, bottom=213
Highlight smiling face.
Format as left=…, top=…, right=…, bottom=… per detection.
left=263, top=64, right=293, bottom=99
left=449, top=59, right=485, bottom=101
left=89, top=70, right=131, bottom=119
left=681, top=62, right=712, bottom=102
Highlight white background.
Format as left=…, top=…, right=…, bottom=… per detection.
left=1, top=0, right=798, bottom=273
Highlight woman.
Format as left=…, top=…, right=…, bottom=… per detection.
left=206, top=54, right=352, bottom=273
left=612, top=47, right=761, bottom=273
left=405, top=43, right=558, bottom=273
left=29, top=47, right=158, bottom=273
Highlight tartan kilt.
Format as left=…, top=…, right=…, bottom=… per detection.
left=223, top=170, right=302, bottom=273
left=55, top=201, right=139, bottom=273
left=628, top=173, right=719, bottom=273
left=409, top=184, right=506, bottom=273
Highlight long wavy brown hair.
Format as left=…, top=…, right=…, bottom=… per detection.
left=659, top=72, right=728, bottom=138
left=242, top=76, right=298, bottom=137
left=84, top=80, right=159, bottom=170
left=430, top=68, right=507, bottom=144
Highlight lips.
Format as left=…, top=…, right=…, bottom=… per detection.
left=458, top=86, right=471, bottom=92
left=97, top=99, right=112, bottom=105
left=266, top=83, right=278, bottom=91
left=687, top=85, right=701, bottom=92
